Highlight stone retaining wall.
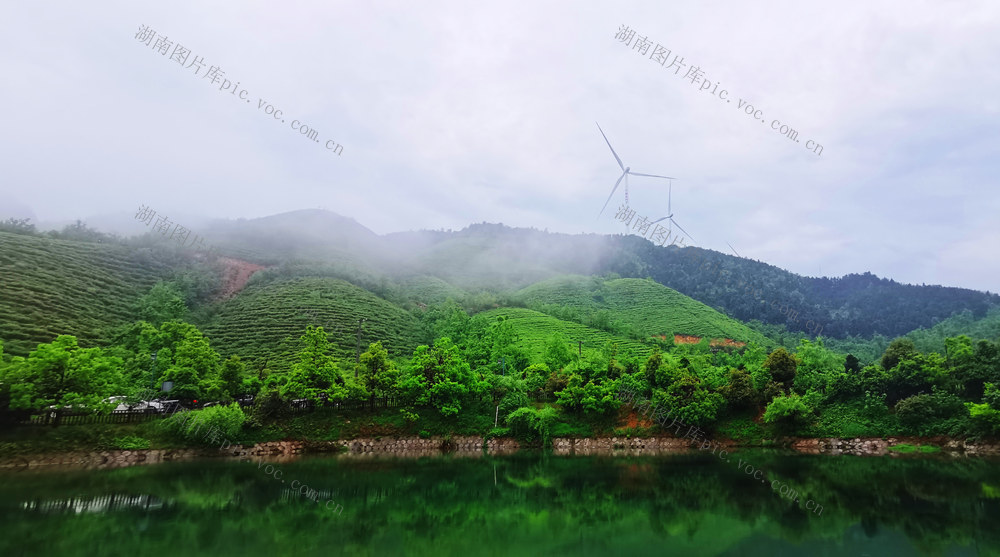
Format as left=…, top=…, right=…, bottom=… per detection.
left=791, top=437, right=1000, bottom=456
left=552, top=437, right=734, bottom=455
left=4, top=436, right=997, bottom=470
left=0, top=437, right=521, bottom=470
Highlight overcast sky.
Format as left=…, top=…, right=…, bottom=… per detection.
left=2, top=1, right=998, bottom=293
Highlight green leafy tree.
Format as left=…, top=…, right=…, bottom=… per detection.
left=136, top=281, right=187, bottom=325
left=543, top=333, right=574, bottom=371
left=0, top=335, right=124, bottom=411
left=651, top=373, right=724, bottom=427
left=555, top=374, right=619, bottom=415
left=720, top=368, right=758, bottom=410
left=794, top=338, right=844, bottom=394
left=880, top=338, right=917, bottom=371
left=764, top=347, right=798, bottom=390
left=357, top=341, right=399, bottom=397
left=219, top=356, right=247, bottom=401
left=399, top=337, right=482, bottom=417
left=505, top=406, right=559, bottom=446
left=282, top=326, right=347, bottom=401
left=643, top=348, right=663, bottom=389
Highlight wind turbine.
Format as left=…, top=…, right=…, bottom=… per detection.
left=651, top=180, right=694, bottom=242
left=596, top=122, right=675, bottom=216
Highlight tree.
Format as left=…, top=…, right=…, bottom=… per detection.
left=764, top=348, right=798, bottom=389
left=0, top=217, right=36, bottom=235
left=720, top=368, right=757, bottom=410
left=794, top=339, right=844, bottom=394
left=543, top=333, right=574, bottom=371
left=282, top=326, right=346, bottom=401
left=880, top=338, right=917, bottom=371
left=399, top=337, right=482, bottom=417
left=844, top=354, right=862, bottom=374
left=0, top=335, right=124, bottom=411
left=644, top=348, right=663, bottom=388
left=357, top=341, right=398, bottom=397
left=136, top=281, right=187, bottom=325
left=219, top=356, right=247, bottom=401
left=651, top=373, right=724, bottom=427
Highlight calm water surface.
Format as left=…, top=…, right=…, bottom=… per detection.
left=1, top=450, right=998, bottom=556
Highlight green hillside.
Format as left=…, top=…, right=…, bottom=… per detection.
left=476, top=307, right=653, bottom=363
left=514, top=275, right=770, bottom=345
left=397, top=275, right=467, bottom=306
left=199, top=277, right=428, bottom=371
left=0, top=231, right=179, bottom=356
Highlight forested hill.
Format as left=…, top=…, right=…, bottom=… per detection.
left=3, top=212, right=997, bottom=343
left=383, top=223, right=998, bottom=340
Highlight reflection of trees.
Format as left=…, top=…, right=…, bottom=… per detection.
left=0, top=453, right=999, bottom=555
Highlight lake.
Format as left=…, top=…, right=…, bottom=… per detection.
left=1, top=450, right=998, bottom=556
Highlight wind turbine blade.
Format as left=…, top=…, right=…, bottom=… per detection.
left=599, top=171, right=627, bottom=216
left=630, top=172, right=675, bottom=180
left=726, top=242, right=742, bottom=258
left=649, top=216, right=668, bottom=224
left=669, top=218, right=695, bottom=242
left=668, top=180, right=672, bottom=215
left=595, top=122, right=625, bottom=171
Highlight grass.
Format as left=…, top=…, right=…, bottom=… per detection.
left=887, top=443, right=941, bottom=454
left=515, top=275, right=771, bottom=344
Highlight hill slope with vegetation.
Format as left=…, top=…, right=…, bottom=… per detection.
left=514, top=275, right=771, bottom=346
left=0, top=230, right=184, bottom=356
left=198, top=277, right=427, bottom=373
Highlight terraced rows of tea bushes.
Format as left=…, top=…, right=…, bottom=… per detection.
left=0, top=231, right=178, bottom=356
left=396, top=275, right=467, bottom=306
left=515, top=275, right=770, bottom=345
left=199, top=277, right=428, bottom=371
left=475, top=307, right=653, bottom=362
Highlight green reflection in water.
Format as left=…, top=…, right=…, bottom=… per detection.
left=0, top=450, right=997, bottom=556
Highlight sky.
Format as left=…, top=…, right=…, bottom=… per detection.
left=1, top=1, right=998, bottom=293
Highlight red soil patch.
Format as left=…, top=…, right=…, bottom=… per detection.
left=216, top=257, right=268, bottom=300
left=651, top=334, right=747, bottom=349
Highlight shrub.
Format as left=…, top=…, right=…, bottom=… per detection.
left=895, top=392, right=967, bottom=436
left=168, top=403, right=246, bottom=445
left=250, top=388, right=289, bottom=425
left=498, top=391, right=530, bottom=422
left=505, top=406, right=559, bottom=446
left=763, top=393, right=813, bottom=431
left=720, top=368, right=758, bottom=410
left=113, top=435, right=151, bottom=450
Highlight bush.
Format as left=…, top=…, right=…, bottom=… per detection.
left=498, top=391, right=530, bottom=422
left=250, top=388, right=289, bottom=425
left=168, top=403, right=247, bottom=445
left=720, top=369, right=758, bottom=410
left=895, top=392, right=968, bottom=436
left=112, top=435, right=151, bottom=450
left=506, top=406, right=559, bottom=446
left=763, top=393, right=813, bottom=431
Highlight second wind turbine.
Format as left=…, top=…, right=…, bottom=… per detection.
left=596, top=122, right=675, bottom=216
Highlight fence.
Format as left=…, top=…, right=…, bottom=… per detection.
left=0, top=396, right=404, bottom=428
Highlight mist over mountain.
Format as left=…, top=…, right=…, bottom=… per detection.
left=58, top=207, right=998, bottom=341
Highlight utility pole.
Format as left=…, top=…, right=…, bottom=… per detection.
left=355, top=318, right=367, bottom=376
